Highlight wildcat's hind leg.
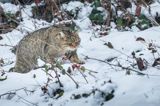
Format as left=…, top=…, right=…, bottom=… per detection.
left=14, top=55, right=38, bottom=73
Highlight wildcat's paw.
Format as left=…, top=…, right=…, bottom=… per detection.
left=78, top=60, right=85, bottom=64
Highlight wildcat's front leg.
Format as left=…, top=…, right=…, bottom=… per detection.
left=66, top=50, right=84, bottom=64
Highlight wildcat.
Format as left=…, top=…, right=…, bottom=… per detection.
left=13, top=25, right=83, bottom=73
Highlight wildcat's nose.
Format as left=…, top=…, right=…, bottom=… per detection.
left=77, top=39, right=81, bottom=44
left=76, top=41, right=80, bottom=46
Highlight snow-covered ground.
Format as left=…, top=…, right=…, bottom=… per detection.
left=0, top=1, right=160, bottom=106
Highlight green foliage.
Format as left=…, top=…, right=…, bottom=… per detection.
left=92, top=0, right=101, bottom=8
left=71, top=88, right=115, bottom=104
left=89, top=9, right=105, bottom=24
left=89, top=0, right=107, bottom=24
left=136, top=15, right=151, bottom=30
left=53, top=89, right=64, bottom=99
left=5, top=12, right=15, bottom=19
left=65, top=7, right=80, bottom=19
left=55, top=61, right=64, bottom=70
left=4, top=12, right=18, bottom=27
left=104, top=90, right=114, bottom=101
left=80, top=66, right=86, bottom=72
left=116, top=17, right=125, bottom=27
left=32, top=5, right=53, bottom=22
left=114, top=14, right=151, bottom=30
left=44, top=64, right=50, bottom=72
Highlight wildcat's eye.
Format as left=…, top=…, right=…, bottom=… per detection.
left=68, top=43, right=73, bottom=46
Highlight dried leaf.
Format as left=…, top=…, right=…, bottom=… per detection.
left=41, top=86, right=48, bottom=94
left=80, top=66, right=85, bottom=72
left=72, top=94, right=81, bottom=100
left=104, top=42, right=114, bottom=49
left=55, top=62, right=63, bottom=70
left=7, top=92, right=16, bottom=100
left=99, top=32, right=108, bottom=37
left=126, top=70, right=131, bottom=75
left=67, top=67, right=72, bottom=74
left=62, top=69, right=66, bottom=75
left=82, top=93, right=90, bottom=98
left=33, top=74, right=36, bottom=78
left=0, top=36, right=3, bottom=40
left=106, top=57, right=117, bottom=62
left=72, top=64, right=80, bottom=70
left=152, top=49, right=157, bottom=53
left=131, top=52, right=136, bottom=58
left=136, top=57, right=145, bottom=71
left=135, top=5, right=141, bottom=17
left=105, top=90, right=114, bottom=101
left=108, top=79, right=112, bottom=83
left=0, top=76, right=7, bottom=81
left=152, top=58, right=160, bottom=67
left=0, top=58, right=4, bottom=66
left=149, top=43, right=152, bottom=48
left=136, top=37, right=145, bottom=42
left=53, top=89, right=64, bottom=99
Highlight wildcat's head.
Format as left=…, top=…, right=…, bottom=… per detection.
left=55, top=27, right=80, bottom=51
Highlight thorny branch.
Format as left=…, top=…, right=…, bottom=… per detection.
left=84, top=55, right=160, bottom=77
left=0, top=44, right=15, bottom=47
left=0, top=87, right=37, bottom=106
left=63, top=71, right=79, bottom=88
left=51, top=66, right=63, bottom=87
left=39, top=64, right=79, bottom=88
left=77, top=69, right=88, bottom=84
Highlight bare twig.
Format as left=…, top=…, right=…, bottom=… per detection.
left=0, top=44, right=14, bottom=47
left=0, top=87, right=36, bottom=105
left=84, top=55, right=146, bottom=75
left=50, top=66, right=63, bottom=87
left=84, top=55, right=160, bottom=76
left=4, top=12, right=34, bottom=31
left=16, top=94, right=38, bottom=106
left=77, top=69, right=88, bottom=84
left=64, top=71, right=79, bottom=88
left=0, top=92, right=16, bottom=99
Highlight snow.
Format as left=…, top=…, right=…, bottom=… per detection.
left=143, top=2, right=160, bottom=17
left=1, top=3, right=19, bottom=14
left=74, top=18, right=92, bottom=30
left=62, top=1, right=84, bottom=12
left=1, top=1, right=160, bottom=106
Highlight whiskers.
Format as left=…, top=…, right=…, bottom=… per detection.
left=78, top=44, right=83, bottom=48
left=66, top=47, right=77, bottom=51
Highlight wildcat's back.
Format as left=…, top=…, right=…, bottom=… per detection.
left=14, top=25, right=82, bottom=73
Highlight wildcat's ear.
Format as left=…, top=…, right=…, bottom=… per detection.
left=56, top=32, right=66, bottom=39
left=59, top=32, right=66, bottom=37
